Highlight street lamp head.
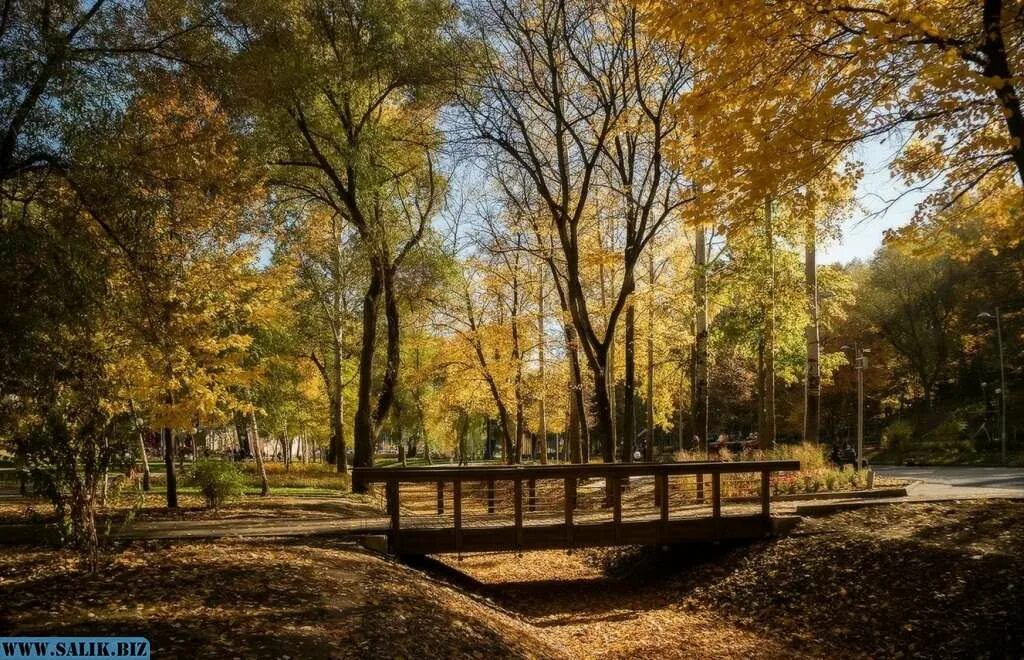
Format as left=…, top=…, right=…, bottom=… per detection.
left=840, top=345, right=852, bottom=351
left=862, top=348, right=871, bottom=354
left=978, top=312, right=994, bottom=320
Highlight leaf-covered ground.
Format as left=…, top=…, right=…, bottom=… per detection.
left=1, top=502, right=1021, bottom=658
left=442, top=501, right=1024, bottom=658
left=0, top=539, right=560, bottom=659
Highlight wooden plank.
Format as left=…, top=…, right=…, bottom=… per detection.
left=352, top=460, right=802, bottom=483
left=711, top=472, right=721, bottom=519
left=436, top=481, right=444, bottom=515
left=391, top=516, right=773, bottom=554
left=514, top=478, right=524, bottom=549
left=564, top=477, right=576, bottom=548
left=453, top=480, right=462, bottom=555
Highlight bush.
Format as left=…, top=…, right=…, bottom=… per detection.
left=191, top=460, right=245, bottom=508
left=881, top=419, right=914, bottom=455
left=767, top=442, right=829, bottom=472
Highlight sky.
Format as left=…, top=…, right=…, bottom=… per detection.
left=819, top=137, right=927, bottom=265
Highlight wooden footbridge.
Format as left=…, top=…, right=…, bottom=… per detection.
left=353, top=460, right=799, bottom=555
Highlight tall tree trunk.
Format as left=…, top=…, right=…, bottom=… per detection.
left=980, top=0, right=1024, bottom=182
left=757, top=336, right=767, bottom=444
left=594, top=354, right=616, bottom=464
left=331, top=223, right=348, bottom=474
left=565, top=323, right=588, bottom=463
left=331, top=324, right=347, bottom=475
left=162, top=385, right=177, bottom=508
left=646, top=252, right=656, bottom=462
left=538, top=267, right=548, bottom=464
left=598, top=227, right=617, bottom=464
left=606, top=339, right=617, bottom=461
left=692, top=222, right=709, bottom=452
left=377, top=265, right=402, bottom=439
left=249, top=410, right=270, bottom=497
left=511, top=269, right=525, bottom=464
left=763, top=197, right=777, bottom=449
left=234, top=411, right=251, bottom=459
left=623, top=300, right=636, bottom=462
left=162, top=424, right=177, bottom=509
left=804, top=225, right=821, bottom=444
left=353, top=262, right=384, bottom=483
left=137, top=431, right=151, bottom=492
left=128, top=400, right=151, bottom=492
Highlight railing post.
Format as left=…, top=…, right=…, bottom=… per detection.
left=436, top=481, right=445, bottom=515
left=612, top=475, right=622, bottom=542
left=514, top=478, right=524, bottom=550
left=486, top=478, right=496, bottom=514
left=387, top=480, right=400, bottom=546
left=696, top=471, right=705, bottom=503
left=564, top=476, right=575, bottom=548
left=658, top=472, right=669, bottom=523
left=711, top=472, right=721, bottom=519
left=453, top=479, right=462, bottom=555
left=527, top=478, right=537, bottom=512
left=761, top=470, right=771, bottom=519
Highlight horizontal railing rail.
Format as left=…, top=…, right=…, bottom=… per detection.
left=353, top=460, right=800, bottom=484
left=352, top=460, right=800, bottom=555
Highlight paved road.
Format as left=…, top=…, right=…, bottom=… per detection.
left=875, top=465, right=1024, bottom=500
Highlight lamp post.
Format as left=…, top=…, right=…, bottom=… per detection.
left=842, top=344, right=871, bottom=469
left=978, top=309, right=1007, bottom=465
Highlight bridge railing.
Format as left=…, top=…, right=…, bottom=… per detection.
left=354, top=460, right=800, bottom=554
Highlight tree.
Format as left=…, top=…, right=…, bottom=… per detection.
left=644, top=0, right=1023, bottom=219
left=228, top=0, right=459, bottom=483
left=71, top=77, right=270, bottom=507
left=461, top=0, right=692, bottom=461
left=0, top=0, right=216, bottom=185
left=0, top=176, right=131, bottom=568
left=275, top=206, right=364, bottom=473
left=857, top=247, right=965, bottom=407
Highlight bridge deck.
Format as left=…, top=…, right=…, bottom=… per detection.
left=354, top=460, right=800, bottom=555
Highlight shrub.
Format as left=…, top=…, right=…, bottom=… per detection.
left=777, top=442, right=829, bottom=472
left=882, top=419, right=914, bottom=455
left=191, top=460, right=245, bottom=508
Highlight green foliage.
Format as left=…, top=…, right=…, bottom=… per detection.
left=191, top=460, right=245, bottom=508
left=881, top=420, right=914, bottom=455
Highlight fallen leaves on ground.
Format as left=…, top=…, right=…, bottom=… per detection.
left=2, top=502, right=1022, bottom=659
left=0, top=539, right=559, bottom=659
left=441, top=501, right=1024, bottom=659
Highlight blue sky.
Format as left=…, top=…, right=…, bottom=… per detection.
left=820, top=137, right=926, bottom=265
